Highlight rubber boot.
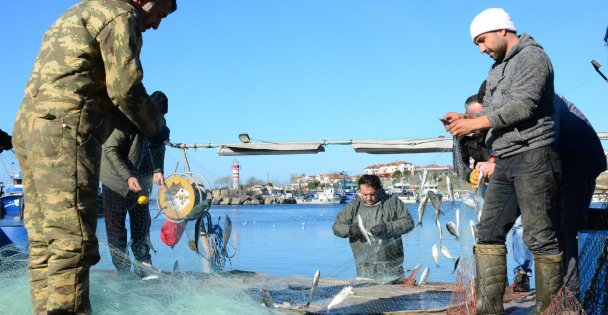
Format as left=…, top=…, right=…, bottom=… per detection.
left=530, top=252, right=563, bottom=315
left=474, top=244, right=507, bottom=315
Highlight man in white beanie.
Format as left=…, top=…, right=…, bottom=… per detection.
left=442, top=8, right=562, bottom=315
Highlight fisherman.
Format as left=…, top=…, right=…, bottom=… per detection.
left=100, top=91, right=168, bottom=279
left=454, top=87, right=533, bottom=293
left=444, top=8, right=562, bottom=314
left=473, top=93, right=607, bottom=300
left=332, top=174, right=414, bottom=284
left=11, top=0, right=176, bottom=313
left=0, top=129, right=11, bottom=154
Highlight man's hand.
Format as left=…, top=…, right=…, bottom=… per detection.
left=446, top=116, right=491, bottom=137
left=476, top=160, right=496, bottom=178
left=153, top=172, right=165, bottom=188
left=441, top=113, right=464, bottom=130
left=127, top=177, right=143, bottom=192
left=369, top=223, right=388, bottom=237
left=348, top=224, right=362, bottom=238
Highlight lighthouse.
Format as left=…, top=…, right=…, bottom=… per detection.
left=232, top=159, right=240, bottom=190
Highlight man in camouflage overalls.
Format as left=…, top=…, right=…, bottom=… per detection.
left=12, top=1, right=177, bottom=314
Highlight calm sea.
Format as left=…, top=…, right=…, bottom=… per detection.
left=93, top=201, right=522, bottom=284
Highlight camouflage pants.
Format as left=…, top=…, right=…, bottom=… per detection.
left=13, top=112, right=102, bottom=315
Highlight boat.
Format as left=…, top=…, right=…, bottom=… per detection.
left=0, top=171, right=28, bottom=252
left=295, top=188, right=342, bottom=205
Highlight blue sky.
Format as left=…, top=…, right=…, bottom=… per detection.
left=1, top=1, right=607, bottom=186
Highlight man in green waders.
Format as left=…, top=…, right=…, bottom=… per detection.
left=333, top=174, right=414, bottom=284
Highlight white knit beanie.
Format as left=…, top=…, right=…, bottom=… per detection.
left=470, top=8, right=517, bottom=43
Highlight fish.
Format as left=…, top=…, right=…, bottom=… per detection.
left=222, top=214, right=232, bottom=256
left=417, top=195, right=429, bottom=227
left=192, top=214, right=205, bottom=255
left=261, top=287, right=275, bottom=309
left=427, top=190, right=443, bottom=215
left=452, top=257, right=461, bottom=274
left=470, top=220, right=476, bottom=239
left=435, top=216, right=442, bottom=240
left=463, top=196, right=477, bottom=209
left=432, top=243, right=439, bottom=267
left=327, top=286, right=354, bottom=310
left=441, top=245, right=456, bottom=260
left=456, top=208, right=460, bottom=236
left=446, top=175, right=455, bottom=204
left=305, top=270, right=320, bottom=307
left=146, top=228, right=157, bottom=254
left=402, top=263, right=422, bottom=286
left=446, top=221, right=459, bottom=240
left=357, top=214, right=373, bottom=245
left=418, top=168, right=428, bottom=199
left=418, top=267, right=429, bottom=286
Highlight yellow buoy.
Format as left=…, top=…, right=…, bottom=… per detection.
left=137, top=195, right=149, bottom=205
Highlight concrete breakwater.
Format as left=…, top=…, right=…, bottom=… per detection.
left=210, top=189, right=296, bottom=205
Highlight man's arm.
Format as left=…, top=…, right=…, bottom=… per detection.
left=104, top=129, right=137, bottom=186
left=385, top=196, right=414, bottom=237
left=97, top=13, right=165, bottom=139
left=333, top=203, right=355, bottom=238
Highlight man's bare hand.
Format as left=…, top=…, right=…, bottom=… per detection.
left=153, top=172, right=165, bottom=188
left=127, top=177, right=142, bottom=192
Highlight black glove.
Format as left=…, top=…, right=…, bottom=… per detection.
left=369, top=223, right=388, bottom=237
left=149, top=126, right=170, bottom=146
left=348, top=224, right=362, bottom=238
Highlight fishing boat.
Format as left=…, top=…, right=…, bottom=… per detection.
left=295, top=188, right=342, bottom=205
left=0, top=171, right=27, bottom=251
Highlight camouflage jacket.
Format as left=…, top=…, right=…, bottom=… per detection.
left=14, top=0, right=164, bottom=148
left=100, top=128, right=165, bottom=197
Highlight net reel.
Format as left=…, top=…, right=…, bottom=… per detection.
left=157, top=172, right=212, bottom=223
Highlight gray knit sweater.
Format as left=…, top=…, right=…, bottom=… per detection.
left=482, top=33, right=556, bottom=158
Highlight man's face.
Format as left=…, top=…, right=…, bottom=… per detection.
left=474, top=31, right=507, bottom=62
left=359, top=184, right=378, bottom=206
left=466, top=101, right=483, bottom=115
left=141, top=1, right=173, bottom=32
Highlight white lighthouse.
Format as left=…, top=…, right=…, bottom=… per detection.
left=232, top=159, right=240, bottom=189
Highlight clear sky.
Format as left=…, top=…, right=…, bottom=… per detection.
left=1, top=1, right=607, bottom=187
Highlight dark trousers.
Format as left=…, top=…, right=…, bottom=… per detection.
left=558, top=178, right=595, bottom=296
left=477, top=146, right=561, bottom=256
left=102, top=185, right=151, bottom=271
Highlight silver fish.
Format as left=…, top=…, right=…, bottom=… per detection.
left=417, top=195, right=429, bottom=227
left=305, top=270, right=320, bottom=307
left=357, top=214, right=373, bottom=245
left=327, top=286, right=354, bottom=310
left=463, top=196, right=477, bottom=209
left=446, top=221, right=459, bottom=240
left=441, top=245, right=456, bottom=260
left=432, top=243, right=439, bottom=267
left=446, top=175, right=455, bottom=204
left=470, top=220, right=476, bottom=239
left=428, top=190, right=443, bottom=215
left=456, top=208, right=460, bottom=236
left=435, top=216, right=442, bottom=240
left=418, top=267, right=429, bottom=286
left=418, top=168, right=428, bottom=199
left=222, top=215, right=232, bottom=256
left=261, top=287, right=275, bottom=309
